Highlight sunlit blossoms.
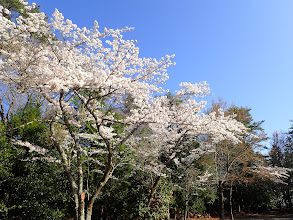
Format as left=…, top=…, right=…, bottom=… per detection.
left=0, top=1, right=288, bottom=220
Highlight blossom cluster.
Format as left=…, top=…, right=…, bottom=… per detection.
left=0, top=1, right=250, bottom=182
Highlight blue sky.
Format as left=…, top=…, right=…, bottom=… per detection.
left=30, top=0, right=293, bottom=148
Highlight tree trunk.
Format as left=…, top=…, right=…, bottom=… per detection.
left=147, top=176, right=161, bottom=206
left=287, top=194, right=292, bottom=212
left=78, top=193, right=85, bottom=220
left=229, top=183, right=234, bottom=220
left=74, top=195, right=79, bottom=220
left=78, top=149, right=85, bottom=220
left=146, top=153, right=177, bottom=207
left=167, top=206, right=171, bottom=220
left=184, top=188, right=189, bottom=220
left=218, top=181, right=225, bottom=220
left=284, top=181, right=292, bottom=213
left=85, top=160, right=113, bottom=220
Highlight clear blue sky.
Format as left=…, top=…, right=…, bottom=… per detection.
left=30, top=0, right=293, bottom=148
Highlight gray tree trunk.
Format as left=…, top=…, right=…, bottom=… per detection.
left=184, top=189, right=189, bottom=220
left=219, top=181, right=225, bottom=220
left=229, top=183, right=234, bottom=220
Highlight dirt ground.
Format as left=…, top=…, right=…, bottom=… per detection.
left=181, top=212, right=293, bottom=219
left=234, top=212, right=293, bottom=219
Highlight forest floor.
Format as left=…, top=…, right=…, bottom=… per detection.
left=234, top=212, right=293, bottom=219
left=182, top=212, right=293, bottom=220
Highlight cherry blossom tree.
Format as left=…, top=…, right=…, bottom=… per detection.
left=131, top=90, right=248, bottom=216
left=0, top=2, right=250, bottom=219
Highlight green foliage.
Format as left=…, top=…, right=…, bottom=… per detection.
left=192, top=188, right=217, bottom=213
left=92, top=168, right=150, bottom=219
left=90, top=167, right=173, bottom=220
left=0, top=101, right=72, bottom=219
left=9, top=101, right=50, bottom=145
left=0, top=0, right=40, bottom=20
left=233, top=179, right=274, bottom=212
left=0, top=123, right=14, bottom=180
left=0, top=123, right=15, bottom=219
left=138, top=178, right=173, bottom=220
left=2, top=162, right=72, bottom=219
